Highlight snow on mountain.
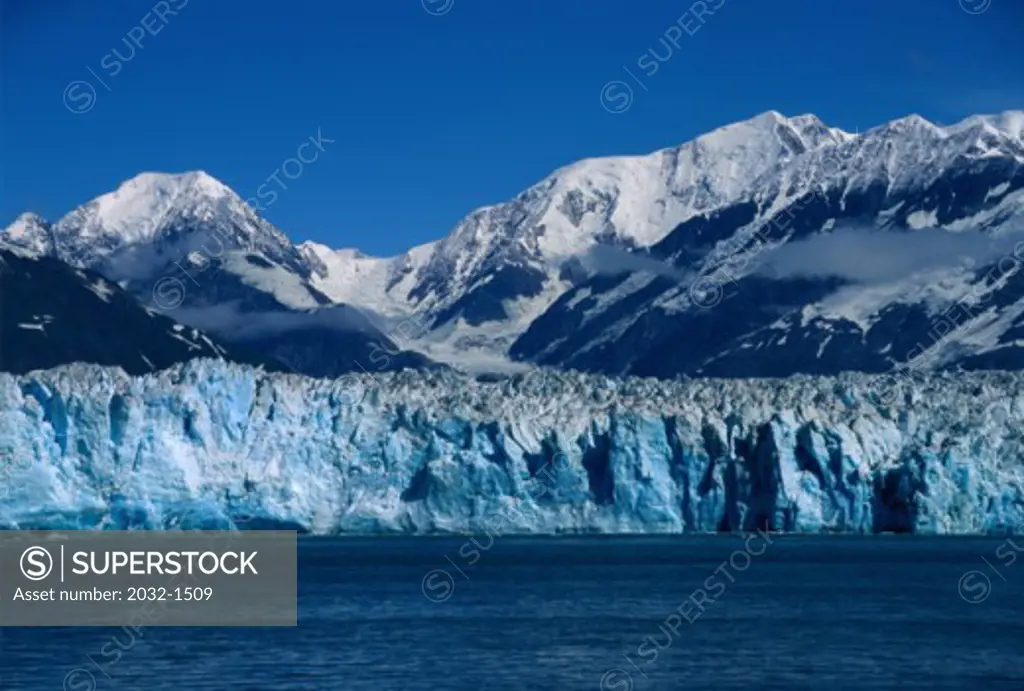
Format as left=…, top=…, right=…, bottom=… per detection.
left=423, top=110, right=846, bottom=267
left=435, top=114, right=842, bottom=296
left=3, top=212, right=53, bottom=255
left=301, top=109, right=1024, bottom=368
left=67, top=171, right=235, bottom=243
left=1, top=172, right=436, bottom=377
left=1, top=171, right=308, bottom=289
left=295, top=110, right=852, bottom=362
left=298, top=240, right=435, bottom=317
left=511, top=110, right=1024, bottom=378
left=5, top=110, right=1024, bottom=378
left=778, top=111, right=1024, bottom=205
left=2, top=359, right=1022, bottom=534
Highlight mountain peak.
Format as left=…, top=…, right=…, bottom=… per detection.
left=688, top=110, right=848, bottom=157
left=116, top=171, right=233, bottom=199
left=0, top=170, right=304, bottom=273
left=749, top=109, right=788, bottom=124
left=945, top=110, right=1024, bottom=141
left=89, top=171, right=236, bottom=237
left=48, top=169, right=265, bottom=260
left=882, top=113, right=943, bottom=133
left=869, top=111, right=1024, bottom=146
left=1, top=212, right=53, bottom=256
left=984, top=110, right=1024, bottom=138
left=699, top=109, right=787, bottom=137
left=5, top=212, right=49, bottom=238
left=716, top=110, right=836, bottom=135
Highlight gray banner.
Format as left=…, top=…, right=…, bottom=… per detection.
left=0, top=531, right=296, bottom=626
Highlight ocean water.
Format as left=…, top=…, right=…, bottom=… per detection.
left=2, top=536, right=1023, bottom=690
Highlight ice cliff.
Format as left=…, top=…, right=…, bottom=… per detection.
left=1, top=360, right=1022, bottom=534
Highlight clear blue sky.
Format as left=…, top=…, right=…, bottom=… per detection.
left=2, top=0, right=1021, bottom=256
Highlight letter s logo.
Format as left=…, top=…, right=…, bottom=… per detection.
left=62, top=81, right=97, bottom=114
left=600, top=81, right=633, bottom=114
left=20, top=546, right=53, bottom=581
left=421, top=569, right=455, bottom=603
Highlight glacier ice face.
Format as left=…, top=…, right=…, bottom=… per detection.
left=1, top=360, right=1022, bottom=534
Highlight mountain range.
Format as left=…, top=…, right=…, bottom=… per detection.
left=3, top=110, right=1023, bottom=379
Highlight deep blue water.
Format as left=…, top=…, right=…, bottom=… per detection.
left=2, top=536, right=1023, bottom=690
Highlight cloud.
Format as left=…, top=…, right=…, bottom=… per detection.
left=552, top=224, right=1024, bottom=292
left=575, top=244, right=689, bottom=281
left=752, top=225, right=1021, bottom=284
left=173, top=301, right=378, bottom=341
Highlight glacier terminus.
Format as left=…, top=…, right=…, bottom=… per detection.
left=1, top=360, right=1021, bottom=535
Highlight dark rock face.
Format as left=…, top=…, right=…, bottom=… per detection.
left=241, top=330, right=437, bottom=379
left=0, top=249, right=275, bottom=375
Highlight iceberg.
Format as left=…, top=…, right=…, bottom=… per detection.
left=1, top=360, right=1022, bottom=534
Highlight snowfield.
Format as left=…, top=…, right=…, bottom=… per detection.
left=1, top=360, right=1022, bottom=534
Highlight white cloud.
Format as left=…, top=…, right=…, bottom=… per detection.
left=752, top=225, right=1023, bottom=284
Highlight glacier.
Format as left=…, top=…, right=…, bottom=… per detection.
left=1, top=360, right=1022, bottom=534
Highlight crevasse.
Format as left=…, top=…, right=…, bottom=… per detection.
left=1, top=360, right=1022, bottom=534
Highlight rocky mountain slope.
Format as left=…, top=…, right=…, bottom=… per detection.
left=0, top=248, right=274, bottom=375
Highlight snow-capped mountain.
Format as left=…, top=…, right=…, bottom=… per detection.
left=5, top=110, right=1024, bottom=379
left=11, top=171, right=304, bottom=278
left=2, top=172, right=434, bottom=377
left=297, top=110, right=1024, bottom=377
left=0, top=247, right=276, bottom=374
left=3, top=213, right=52, bottom=256
left=2, top=171, right=318, bottom=312
left=511, top=111, right=1024, bottom=378
left=301, top=111, right=853, bottom=360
